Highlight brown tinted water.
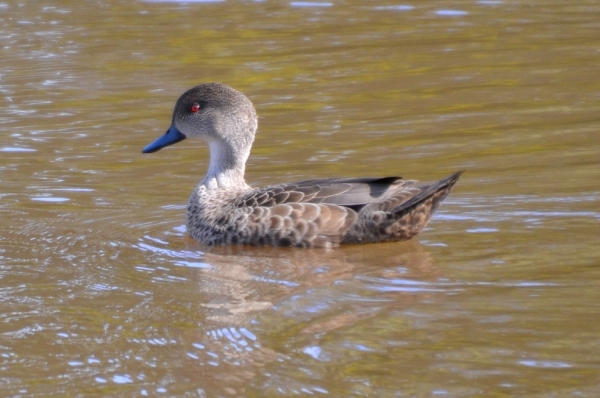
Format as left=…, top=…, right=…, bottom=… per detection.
left=2, top=0, right=600, bottom=396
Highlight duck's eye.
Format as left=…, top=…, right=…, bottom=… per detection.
left=190, top=104, right=201, bottom=113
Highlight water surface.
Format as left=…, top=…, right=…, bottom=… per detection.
left=1, top=0, right=600, bottom=396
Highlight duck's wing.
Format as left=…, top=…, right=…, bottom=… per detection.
left=232, top=184, right=360, bottom=248
left=231, top=172, right=462, bottom=247
left=234, top=178, right=404, bottom=247
left=240, top=176, right=411, bottom=212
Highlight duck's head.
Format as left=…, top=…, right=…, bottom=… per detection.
left=142, top=83, right=258, bottom=187
left=143, top=82, right=257, bottom=155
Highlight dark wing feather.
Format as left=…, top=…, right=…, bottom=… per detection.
left=284, top=177, right=406, bottom=204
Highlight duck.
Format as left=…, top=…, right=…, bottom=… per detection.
left=143, top=83, right=462, bottom=248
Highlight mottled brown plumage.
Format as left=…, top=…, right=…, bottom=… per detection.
left=143, top=83, right=462, bottom=248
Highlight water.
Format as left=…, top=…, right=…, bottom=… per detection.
left=2, top=0, right=600, bottom=396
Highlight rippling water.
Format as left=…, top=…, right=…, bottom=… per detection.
left=2, top=0, right=600, bottom=396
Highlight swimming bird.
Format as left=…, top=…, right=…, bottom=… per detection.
left=143, top=83, right=462, bottom=248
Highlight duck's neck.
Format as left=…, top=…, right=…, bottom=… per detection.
left=201, top=140, right=250, bottom=190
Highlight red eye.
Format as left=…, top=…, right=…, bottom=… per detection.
left=191, top=104, right=200, bottom=113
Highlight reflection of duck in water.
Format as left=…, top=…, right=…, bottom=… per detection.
left=186, top=241, right=441, bottom=327
left=170, top=239, right=441, bottom=394
left=143, top=83, right=462, bottom=248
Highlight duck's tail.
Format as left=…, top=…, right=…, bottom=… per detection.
left=342, top=170, right=463, bottom=244
left=391, top=170, right=463, bottom=215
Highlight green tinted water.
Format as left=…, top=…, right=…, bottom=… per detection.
left=1, top=0, right=600, bottom=396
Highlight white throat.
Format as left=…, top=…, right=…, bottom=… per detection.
left=201, top=139, right=249, bottom=190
